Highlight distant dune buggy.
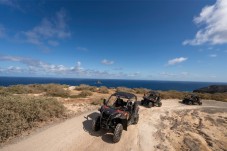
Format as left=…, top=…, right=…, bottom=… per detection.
left=92, top=92, right=139, bottom=143
left=182, top=94, right=202, bottom=105
left=141, top=91, right=162, bottom=108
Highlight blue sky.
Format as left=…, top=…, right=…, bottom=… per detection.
left=0, top=0, right=227, bottom=82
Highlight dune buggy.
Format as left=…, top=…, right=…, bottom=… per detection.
left=92, top=92, right=139, bottom=143
left=182, top=94, right=202, bottom=105
left=141, top=91, right=162, bottom=108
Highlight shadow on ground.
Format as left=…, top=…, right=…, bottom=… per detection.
left=82, top=112, right=113, bottom=143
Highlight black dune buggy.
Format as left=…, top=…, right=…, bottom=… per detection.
left=182, top=94, right=202, bottom=105
left=92, top=92, right=139, bottom=143
left=141, top=91, right=162, bottom=108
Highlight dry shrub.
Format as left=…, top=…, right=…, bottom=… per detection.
left=75, top=84, right=97, bottom=92
left=91, top=98, right=104, bottom=105
left=133, top=88, right=150, bottom=94
left=116, top=87, right=135, bottom=93
left=77, top=90, right=93, bottom=98
left=159, top=90, right=188, bottom=100
left=0, top=95, right=66, bottom=143
left=44, top=84, right=70, bottom=97
left=98, top=86, right=109, bottom=94
left=196, top=92, right=227, bottom=102
left=1, top=84, right=70, bottom=98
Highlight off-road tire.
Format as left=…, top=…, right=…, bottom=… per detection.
left=199, top=102, right=202, bottom=105
left=188, top=101, right=192, bottom=105
left=158, top=102, right=162, bottom=107
left=148, top=102, right=153, bottom=108
left=133, top=114, right=139, bottom=124
left=92, top=116, right=100, bottom=131
left=113, top=123, right=123, bottom=143
left=141, top=100, right=144, bottom=105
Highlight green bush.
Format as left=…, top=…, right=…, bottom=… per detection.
left=0, top=95, right=66, bottom=143
left=98, top=86, right=109, bottom=94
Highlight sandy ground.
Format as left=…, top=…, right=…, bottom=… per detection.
left=1, top=99, right=227, bottom=151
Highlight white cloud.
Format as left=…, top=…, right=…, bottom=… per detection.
left=0, top=55, right=138, bottom=78
left=160, top=72, right=176, bottom=77
left=160, top=72, right=190, bottom=77
left=128, top=72, right=140, bottom=77
left=183, top=0, right=227, bottom=45
left=17, top=9, right=70, bottom=49
left=7, top=66, right=22, bottom=72
left=209, top=54, right=217, bottom=57
left=167, top=57, right=188, bottom=65
left=101, top=59, right=114, bottom=65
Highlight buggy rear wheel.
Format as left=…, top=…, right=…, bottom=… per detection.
left=113, top=123, right=123, bottom=143
left=148, top=102, right=153, bottom=108
left=141, top=100, right=144, bottom=105
left=92, top=116, right=101, bottom=131
left=158, top=102, right=162, bottom=107
left=133, top=114, right=139, bottom=125
left=188, top=101, right=192, bottom=105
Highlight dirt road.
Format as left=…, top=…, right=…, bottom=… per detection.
left=1, top=99, right=227, bottom=151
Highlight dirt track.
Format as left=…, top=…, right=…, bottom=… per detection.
left=1, top=99, right=227, bottom=151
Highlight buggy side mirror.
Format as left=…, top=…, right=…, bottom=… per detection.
left=103, top=99, right=107, bottom=105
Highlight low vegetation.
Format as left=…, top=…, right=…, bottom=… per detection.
left=0, top=84, right=70, bottom=98
left=159, top=90, right=188, bottom=100
left=98, top=86, right=109, bottom=94
left=0, top=95, right=66, bottom=143
left=74, top=84, right=97, bottom=92
left=116, top=87, right=135, bottom=93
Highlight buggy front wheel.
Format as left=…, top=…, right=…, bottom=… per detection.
left=92, top=116, right=101, bottom=131
left=113, top=123, right=123, bottom=143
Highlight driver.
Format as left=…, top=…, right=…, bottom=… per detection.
left=114, top=96, right=124, bottom=107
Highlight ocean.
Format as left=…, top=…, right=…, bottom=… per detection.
left=0, top=76, right=226, bottom=92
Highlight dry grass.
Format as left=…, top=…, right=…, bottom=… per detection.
left=74, top=84, right=97, bottom=92
left=159, top=90, right=188, bottom=100
left=98, top=86, right=109, bottom=94
left=0, top=84, right=70, bottom=98
left=1, top=84, right=227, bottom=102
left=0, top=95, right=66, bottom=143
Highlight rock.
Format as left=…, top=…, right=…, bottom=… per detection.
left=193, top=85, right=227, bottom=93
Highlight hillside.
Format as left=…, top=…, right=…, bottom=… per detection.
left=193, top=85, right=227, bottom=93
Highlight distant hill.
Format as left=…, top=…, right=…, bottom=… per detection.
left=193, top=85, right=227, bottom=93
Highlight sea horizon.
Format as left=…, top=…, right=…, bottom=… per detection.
left=1, top=76, right=227, bottom=83
left=1, top=76, right=227, bottom=92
